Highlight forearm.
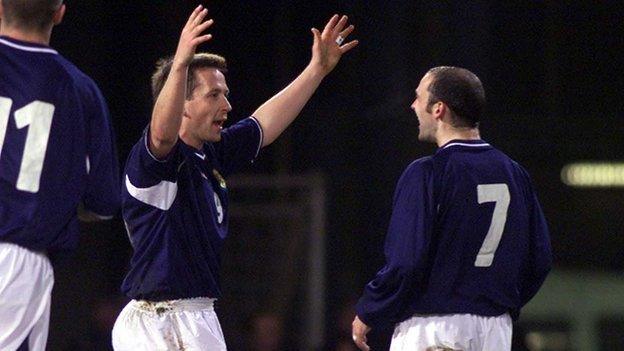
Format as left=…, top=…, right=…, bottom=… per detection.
left=253, top=64, right=325, bottom=147
left=149, top=63, right=188, bottom=158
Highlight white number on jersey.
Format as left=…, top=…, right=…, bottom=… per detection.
left=0, top=97, right=55, bottom=193
left=214, top=193, right=223, bottom=224
left=475, top=183, right=510, bottom=267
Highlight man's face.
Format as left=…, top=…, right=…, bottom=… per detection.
left=410, top=74, right=437, bottom=142
left=183, top=67, right=231, bottom=144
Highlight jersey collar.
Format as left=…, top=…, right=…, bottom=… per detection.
left=0, top=35, right=58, bottom=54
left=440, top=139, right=491, bottom=150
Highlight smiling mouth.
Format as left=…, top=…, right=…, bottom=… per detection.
left=213, top=120, right=225, bottom=129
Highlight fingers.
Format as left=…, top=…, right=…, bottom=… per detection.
left=339, top=24, right=355, bottom=39
left=186, top=5, right=204, bottom=27
left=311, top=27, right=321, bottom=39
left=192, top=34, right=213, bottom=46
left=323, top=14, right=339, bottom=34
left=184, top=6, right=213, bottom=44
left=311, top=27, right=321, bottom=46
left=332, top=15, right=349, bottom=36
left=193, top=7, right=209, bottom=26
left=340, top=39, right=359, bottom=53
left=351, top=317, right=371, bottom=351
left=175, top=5, right=213, bottom=66
left=352, top=335, right=370, bottom=351
left=193, top=18, right=214, bottom=35
left=322, top=14, right=357, bottom=49
left=185, top=6, right=211, bottom=36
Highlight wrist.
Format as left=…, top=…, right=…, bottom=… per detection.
left=171, top=58, right=191, bottom=72
left=304, top=62, right=327, bottom=80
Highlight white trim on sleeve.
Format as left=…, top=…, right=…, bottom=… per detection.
left=249, top=116, right=264, bottom=158
left=125, top=175, right=178, bottom=210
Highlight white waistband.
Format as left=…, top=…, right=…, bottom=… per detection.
left=131, top=297, right=216, bottom=315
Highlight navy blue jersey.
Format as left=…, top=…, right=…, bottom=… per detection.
left=121, top=117, right=263, bottom=301
left=356, top=139, right=552, bottom=328
left=0, top=36, right=119, bottom=253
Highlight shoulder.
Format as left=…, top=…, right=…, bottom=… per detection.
left=397, top=156, right=434, bottom=186
left=493, top=147, right=533, bottom=182
left=53, top=55, right=105, bottom=99
left=403, top=156, right=434, bottom=176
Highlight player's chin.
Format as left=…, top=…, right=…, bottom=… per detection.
left=204, top=130, right=221, bottom=143
left=417, top=131, right=431, bottom=142
left=206, top=132, right=222, bottom=143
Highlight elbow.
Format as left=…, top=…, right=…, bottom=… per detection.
left=148, top=133, right=177, bottom=160
left=150, top=125, right=177, bottom=146
left=261, top=134, right=276, bottom=147
left=380, top=262, right=417, bottom=280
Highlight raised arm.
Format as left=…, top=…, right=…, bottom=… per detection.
left=149, top=5, right=214, bottom=159
left=253, top=14, right=358, bottom=147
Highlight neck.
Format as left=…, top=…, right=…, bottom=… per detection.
left=0, top=26, right=52, bottom=45
left=179, top=130, right=203, bottom=150
left=436, top=126, right=481, bottom=147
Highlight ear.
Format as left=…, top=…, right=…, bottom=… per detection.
left=52, top=4, right=66, bottom=25
left=433, top=101, right=446, bottom=120
left=182, top=102, right=192, bottom=119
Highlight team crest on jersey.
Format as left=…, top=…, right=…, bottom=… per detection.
left=212, top=169, right=226, bottom=189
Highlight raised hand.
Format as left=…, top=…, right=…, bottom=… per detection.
left=173, top=5, right=214, bottom=67
left=310, top=14, right=359, bottom=76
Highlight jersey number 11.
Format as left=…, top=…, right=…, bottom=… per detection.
left=0, top=96, right=55, bottom=193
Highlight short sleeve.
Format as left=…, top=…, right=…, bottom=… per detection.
left=125, top=127, right=185, bottom=187
left=212, top=116, right=263, bottom=177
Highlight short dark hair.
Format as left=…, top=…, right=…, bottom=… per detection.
left=426, top=66, right=485, bottom=128
left=1, top=0, right=63, bottom=31
left=150, top=53, right=228, bottom=104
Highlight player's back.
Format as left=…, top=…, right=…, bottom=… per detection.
left=0, top=36, right=118, bottom=253
left=411, top=140, right=550, bottom=319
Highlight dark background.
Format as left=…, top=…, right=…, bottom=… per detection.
left=46, top=1, right=623, bottom=350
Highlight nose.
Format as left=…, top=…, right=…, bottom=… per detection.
left=222, top=96, right=232, bottom=112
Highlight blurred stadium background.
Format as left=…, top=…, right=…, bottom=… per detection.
left=46, top=1, right=622, bottom=350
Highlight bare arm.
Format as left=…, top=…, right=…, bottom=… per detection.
left=253, top=14, right=358, bottom=147
left=149, top=5, right=213, bottom=159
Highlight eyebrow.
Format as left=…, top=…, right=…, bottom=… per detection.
left=206, top=88, right=230, bottom=96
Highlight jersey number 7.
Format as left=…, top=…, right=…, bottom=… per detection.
left=475, top=183, right=510, bottom=267
left=0, top=96, right=55, bottom=193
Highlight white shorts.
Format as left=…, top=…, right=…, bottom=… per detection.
left=112, top=297, right=226, bottom=351
left=390, top=313, right=512, bottom=351
left=0, top=242, right=54, bottom=351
